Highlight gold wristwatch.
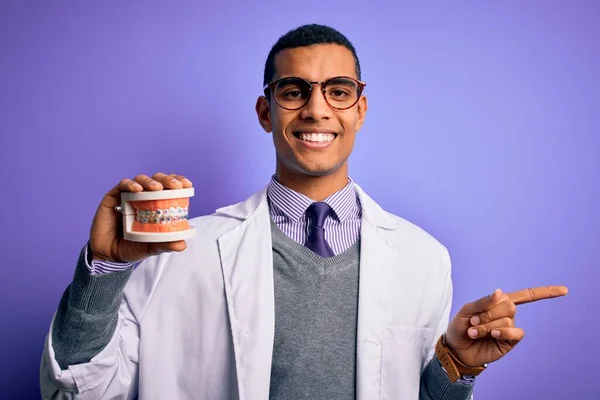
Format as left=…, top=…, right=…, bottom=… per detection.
left=435, top=333, right=487, bottom=382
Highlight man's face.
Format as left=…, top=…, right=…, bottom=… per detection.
left=256, top=44, right=367, bottom=179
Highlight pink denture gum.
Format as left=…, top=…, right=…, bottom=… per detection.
left=120, top=188, right=195, bottom=243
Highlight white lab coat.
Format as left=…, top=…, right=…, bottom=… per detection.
left=41, top=183, right=454, bottom=399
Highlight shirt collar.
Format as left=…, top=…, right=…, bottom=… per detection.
left=267, top=175, right=359, bottom=222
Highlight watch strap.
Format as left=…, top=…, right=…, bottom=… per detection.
left=435, top=334, right=487, bottom=382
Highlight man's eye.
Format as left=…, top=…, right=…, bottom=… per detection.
left=284, top=90, right=304, bottom=99
left=329, top=89, right=350, bottom=98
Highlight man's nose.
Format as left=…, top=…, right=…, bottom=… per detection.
left=300, top=89, right=332, bottom=120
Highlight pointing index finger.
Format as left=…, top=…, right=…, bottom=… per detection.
left=507, top=286, right=568, bottom=305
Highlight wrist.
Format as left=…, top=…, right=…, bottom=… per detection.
left=435, top=333, right=487, bottom=383
left=88, top=241, right=121, bottom=263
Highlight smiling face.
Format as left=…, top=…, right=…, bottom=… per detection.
left=256, top=44, right=367, bottom=192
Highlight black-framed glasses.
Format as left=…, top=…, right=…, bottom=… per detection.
left=263, top=76, right=366, bottom=111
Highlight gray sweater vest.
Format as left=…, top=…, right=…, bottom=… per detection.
left=269, top=221, right=361, bottom=400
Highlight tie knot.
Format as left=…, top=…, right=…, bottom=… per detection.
left=308, top=202, right=332, bottom=228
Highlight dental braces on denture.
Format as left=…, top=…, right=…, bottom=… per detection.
left=115, top=188, right=196, bottom=242
left=135, top=206, right=189, bottom=224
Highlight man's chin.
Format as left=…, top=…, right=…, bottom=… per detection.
left=276, top=154, right=348, bottom=179
left=295, top=163, right=343, bottom=178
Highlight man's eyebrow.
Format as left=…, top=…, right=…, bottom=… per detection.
left=276, top=76, right=306, bottom=81
left=326, top=77, right=357, bottom=85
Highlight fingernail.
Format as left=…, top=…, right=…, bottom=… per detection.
left=470, top=315, right=480, bottom=326
left=492, top=330, right=501, bottom=339
left=468, top=328, right=478, bottom=338
left=170, top=178, right=179, bottom=184
left=490, top=288, right=500, bottom=298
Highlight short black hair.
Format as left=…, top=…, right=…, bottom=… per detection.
left=263, top=24, right=361, bottom=88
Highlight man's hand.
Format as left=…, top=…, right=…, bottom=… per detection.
left=445, top=286, right=568, bottom=367
left=90, top=172, right=193, bottom=263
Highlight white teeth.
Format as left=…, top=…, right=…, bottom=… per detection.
left=299, top=132, right=335, bottom=142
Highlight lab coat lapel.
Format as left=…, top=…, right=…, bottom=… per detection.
left=354, top=184, right=399, bottom=400
left=217, top=187, right=275, bottom=400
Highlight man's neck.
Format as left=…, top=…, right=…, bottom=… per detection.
left=274, top=167, right=349, bottom=202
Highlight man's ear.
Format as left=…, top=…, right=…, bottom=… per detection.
left=354, top=95, right=368, bottom=132
left=256, top=96, right=272, bottom=133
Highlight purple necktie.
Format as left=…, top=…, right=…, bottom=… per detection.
left=305, top=202, right=335, bottom=258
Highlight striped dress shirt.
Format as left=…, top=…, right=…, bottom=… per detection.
left=85, top=176, right=362, bottom=274
left=267, top=175, right=361, bottom=255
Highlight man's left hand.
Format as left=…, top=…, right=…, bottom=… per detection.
left=445, top=286, right=568, bottom=367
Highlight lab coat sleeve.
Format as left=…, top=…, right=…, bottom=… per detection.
left=419, top=245, right=474, bottom=400
left=40, top=245, right=142, bottom=399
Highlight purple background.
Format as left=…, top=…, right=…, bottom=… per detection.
left=1, top=1, right=598, bottom=398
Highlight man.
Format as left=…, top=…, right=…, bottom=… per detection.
left=40, top=24, right=567, bottom=399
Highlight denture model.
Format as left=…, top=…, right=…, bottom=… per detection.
left=119, top=188, right=196, bottom=242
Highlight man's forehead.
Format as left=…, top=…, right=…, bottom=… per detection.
left=273, top=44, right=356, bottom=81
